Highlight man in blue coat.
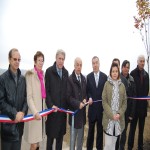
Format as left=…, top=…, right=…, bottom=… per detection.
left=86, top=56, right=107, bottom=150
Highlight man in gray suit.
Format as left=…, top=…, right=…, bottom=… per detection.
left=67, top=57, right=87, bottom=150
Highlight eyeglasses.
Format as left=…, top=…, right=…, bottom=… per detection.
left=11, top=57, right=21, bottom=62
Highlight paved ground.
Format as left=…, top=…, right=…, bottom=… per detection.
left=21, top=135, right=92, bottom=150
left=21, top=133, right=96, bottom=150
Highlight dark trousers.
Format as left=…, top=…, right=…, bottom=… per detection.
left=46, top=136, right=63, bottom=150
left=87, top=118, right=103, bottom=150
left=115, top=135, right=120, bottom=150
left=128, top=115, right=146, bottom=150
left=1, top=138, right=22, bottom=150
left=119, top=118, right=130, bottom=150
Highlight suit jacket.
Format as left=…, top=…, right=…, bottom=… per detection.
left=86, top=71, right=107, bottom=122
left=67, top=71, right=86, bottom=129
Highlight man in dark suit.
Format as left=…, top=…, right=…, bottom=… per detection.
left=86, top=56, right=107, bottom=150
left=67, top=57, right=87, bottom=150
left=119, top=60, right=136, bottom=150
left=45, top=49, right=69, bottom=150
left=128, top=55, right=149, bottom=150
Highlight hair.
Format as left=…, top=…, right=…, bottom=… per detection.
left=34, top=51, right=44, bottom=62
left=8, top=48, right=19, bottom=59
left=137, top=55, right=145, bottom=63
left=112, top=58, right=120, bottom=66
left=56, top=49, right=66, bottom=59
left=74, top=57, right=82, bottom=65
left=92, top=56, right=99, bottom=61
left=110, top=62, right=120, bottom=79
left=121, top=60, right=130, bottom=68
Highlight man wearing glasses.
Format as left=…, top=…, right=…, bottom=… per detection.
left=0, top=48, right=27, bottom=150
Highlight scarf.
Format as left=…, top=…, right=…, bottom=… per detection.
left=34, top=67, right=46, bottom=99
left=106, top=76, right=121, bottom=136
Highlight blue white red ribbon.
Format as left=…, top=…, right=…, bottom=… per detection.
left=128, top=96, right=150, bottom=100
left=1, top=97, right=149, bottom=123
left=57, top=108, right=74, bottom=114
left=0, top=108, right=55, bottom=123
left=0, top=100, right=103, bottom=123
left=73, top=99, right=102, bottom=115
left=0, top=108, right=76, bottom=123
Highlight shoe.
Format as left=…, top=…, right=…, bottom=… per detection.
left=36, top=147, right=39, bottom=150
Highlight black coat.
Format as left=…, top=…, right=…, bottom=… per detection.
left=45, top=62, right=69, bottom=138
left=86, top=71, right=107, bottom=122
left=130, top=66, right=149, bottom=117
left=124, top=74, right=136, bottom=119
left=67, top=71, right=86, bottom=129
left=0, top=68, right=27, bottom=141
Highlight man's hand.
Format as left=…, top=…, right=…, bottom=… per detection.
left=88, top=98, right=93, bottom=105
left=128, top=116, right=133, bottom=120
left=79, top=102, right=85, bottom=109
left=82, top=99, right=86, bottom=104
left=52, top=105, right=58, bottom=112
left=15, top=112, right=24, bottom=123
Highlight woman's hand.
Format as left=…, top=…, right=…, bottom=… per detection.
left=113, top=114, right=120, bottom=121
left=34, top=112, right=42, bottom=120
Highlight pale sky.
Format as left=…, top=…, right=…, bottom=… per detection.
left=0, top=0, right=148, bottom=75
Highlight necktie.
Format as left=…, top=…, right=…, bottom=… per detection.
left=78, top=75, right=81, bottom=83
left=58, top=69, right=62, bottom=79
left=95, top=73, right=99, bottom=87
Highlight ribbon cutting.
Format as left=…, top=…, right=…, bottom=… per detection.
left=0, top=98, right=149, bottom=123
left=0, top=108, right=76, bottom=123
left=0, top=100, right=102, bottom=123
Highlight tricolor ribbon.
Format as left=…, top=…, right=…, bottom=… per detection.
left=0, top=108, right=55, bottom=123
left=0, top=108, right=76, bottom=123
left=128, top=96, right=150, bottom=100
left=73, top=100, right=102, bottom=115
left=0, top=100, right=102, bottom=122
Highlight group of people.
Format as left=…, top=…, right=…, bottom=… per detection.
left=0, top=48, right=149, bottom=150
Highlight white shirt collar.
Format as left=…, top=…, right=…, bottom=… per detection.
left=75, top=73, right=80, bottom=80
left=94, top=71, right=99, bottom=77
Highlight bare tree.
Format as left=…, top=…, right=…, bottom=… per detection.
left=134, top=0, right=150, bottom=74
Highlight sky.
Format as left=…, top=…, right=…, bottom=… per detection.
left=0, top=0, right=148, bottom=75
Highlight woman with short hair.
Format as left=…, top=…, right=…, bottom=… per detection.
left=24, top=51, right=46, bottom=150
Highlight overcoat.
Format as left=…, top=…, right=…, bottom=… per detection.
left=102, top=80, right=127, bottom=133
left=130, top=66, right=149, bottom=117
left=67, top=71, right=86, bottom=129
left=45, top=62, right=68, bottom=138
left=24, top=69, right=46, bottom=143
